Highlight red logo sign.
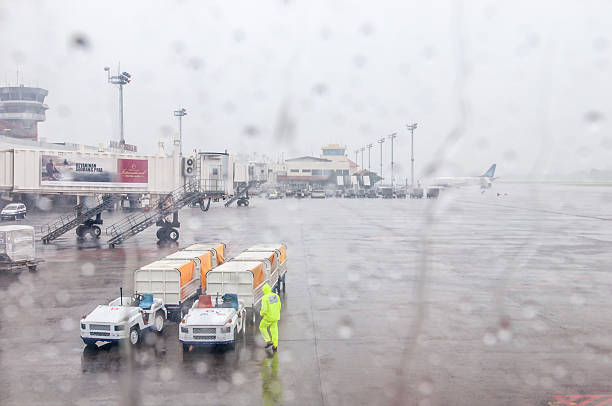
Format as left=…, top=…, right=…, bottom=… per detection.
left=117, top=159, right=148, bottom=183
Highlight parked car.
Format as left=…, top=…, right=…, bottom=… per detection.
left=334, top=190, right=343, bottom=198
left=311, top=190, right=326, bottom=199
left=267, top=191, right=281, bottom=200
left=356, top=189, right=366, bottom=198
left=1, top=203, right=27, bottom=220
left=367, top=189, right=378, bottom=198
left=343, top=190, right=356, bottom=198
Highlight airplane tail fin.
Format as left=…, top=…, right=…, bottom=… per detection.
left=481, top=164, right=496, bottom=178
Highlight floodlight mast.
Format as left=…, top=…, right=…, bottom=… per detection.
left=377, top=138, right=385, bottom=181
left=105, top=64, right=131, bottom=150
left=360, top=146, right=365, bottom=169
left=406, top=123, right=418, bottom=188
left=388, top=132, right=397, bottom=189
left=173, top=108, right=187, bottom=156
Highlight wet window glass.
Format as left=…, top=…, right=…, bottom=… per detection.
left=1, top=1, right=611, bottom=406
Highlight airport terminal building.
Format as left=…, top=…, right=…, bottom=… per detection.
left=274, top=144, right=359, bottom=188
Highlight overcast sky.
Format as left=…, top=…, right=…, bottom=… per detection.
left=1, top=0, right=611, bottom=179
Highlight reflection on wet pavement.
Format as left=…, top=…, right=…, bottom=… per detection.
left=2, top=185, right=612, bottom=405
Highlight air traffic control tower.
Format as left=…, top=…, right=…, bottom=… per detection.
left=0, top=85, right=48, bottom=140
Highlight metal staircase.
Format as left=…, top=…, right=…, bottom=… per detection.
left=224, top=184, right=252, bottom=207
left=106, top=181, right=202, bottom=248
left=40, top=194, right=120, bottom=244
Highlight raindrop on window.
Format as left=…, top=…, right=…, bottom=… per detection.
left=81, top=263, right=95, bottom=276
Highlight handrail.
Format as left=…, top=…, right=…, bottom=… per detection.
left=40, top=194, right=117, bottom=236
left=105, top=180, right=201, bottom=238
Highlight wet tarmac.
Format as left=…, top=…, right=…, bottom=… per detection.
left=1, top=183, right=612, bottom=405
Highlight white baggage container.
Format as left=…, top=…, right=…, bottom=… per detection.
left=246, top=243, right=287, bottom=278
left=182, top=243, right=226, bottom=265
left=230, top=251, right=279, bottom=292
left=0, top=225, right=36, bottom=262
left=205, top=260, right=267, bottom=310
left=134, top=259, right=199, bottom=318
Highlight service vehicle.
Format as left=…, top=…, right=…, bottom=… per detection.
left=427, top=187, right=440, bottom=199
left=343, top=190, right=356, bottom=198
left=381, top=187, right=394, bottom=198
left=1, top=203, right=27, bottom=220
left=356, top=189, right=366, bottom=198
left=334, top=190, right=343, bottom=198
left=245, top=243, right=287, bottom=291
left=367, top=189, right=378, bottom=198
left=205, top=260, right=267, bottom=321
left=80, top=292, right=167, bottom=347
left=134, top=258, right=200, bottom=321
left=179, top=293, right=246, bottom=349
left=311, top=190, right=325, bottom=199
left=0, top=225, right=42, bottom=271
left=410, top=187, right=424, bottom=199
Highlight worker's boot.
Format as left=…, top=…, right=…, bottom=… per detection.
left=265, top=341, right=273, bottom=348
left=272, top=346, right=278, bottom=352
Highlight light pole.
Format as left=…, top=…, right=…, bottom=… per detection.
left=406, top=123, right=418, bottom=188
left=367, top=143, right=373, bottom=171
left=354, top=149, right=359, bottom=166
left=104, top=65, right=131, bottom=149
left=173, top=108, right=187, bottom=156
left=377, top=138, right=385, bottom=182
left=360, top=147, right=365, bottom=169
left=388, top=132, right=397, bottom=189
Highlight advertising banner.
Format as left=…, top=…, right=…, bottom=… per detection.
left=41, top=154, right=148, bottom=186
left=117, top=159, right=148, bottom=183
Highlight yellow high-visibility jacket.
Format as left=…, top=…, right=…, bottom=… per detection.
left=260, top=283, right=281, bottom=322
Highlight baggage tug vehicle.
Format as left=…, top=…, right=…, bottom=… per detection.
left=80, top=292, right=167, bottom=347
left=179, top=293, right=245, bottom=350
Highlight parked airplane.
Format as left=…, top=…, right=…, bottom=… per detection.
left=431, top=164, right=497, bottom=191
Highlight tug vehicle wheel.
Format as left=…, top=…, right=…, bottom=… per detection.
left=76, top=225, right=85, bottom=237
left=167, top=228, right=179, bottom=242
left=129, top=327, right=140, bottom=345
left=92, top=225, right=102, bottom=237
left=154, top=312, right=165, bottom=333
left=84, top=341, right=97, bottom=350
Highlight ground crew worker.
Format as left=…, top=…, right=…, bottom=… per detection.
left=259, top=283, right=281, bottom=351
